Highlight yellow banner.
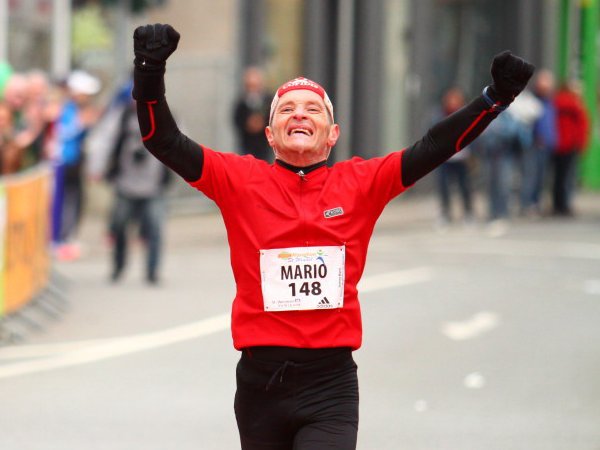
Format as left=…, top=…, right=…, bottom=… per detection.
left=3, top=167, right=51, bottom=314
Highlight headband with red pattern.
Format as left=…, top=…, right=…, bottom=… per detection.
left=269, top=77, right=334, bottom=124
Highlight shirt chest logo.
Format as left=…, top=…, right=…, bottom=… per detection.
left=323, top=207, right=344, bottom=219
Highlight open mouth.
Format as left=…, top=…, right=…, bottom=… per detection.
left=288, top=126, right=313, bottom=136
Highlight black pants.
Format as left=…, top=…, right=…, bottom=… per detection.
left=552, top=152, right=578, bottom=215
left=234, top=346, right=359, bottom=450
left=437, top=160, right=473, bottom=221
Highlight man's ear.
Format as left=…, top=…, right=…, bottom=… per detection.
left=327, top=124, right=340, bottom=148
left=265, top=126, right=275, bottom=148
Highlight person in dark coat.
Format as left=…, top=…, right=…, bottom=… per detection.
left=232, top=66, right=272, bottom=161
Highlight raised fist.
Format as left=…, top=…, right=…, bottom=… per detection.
left=133, top=23, right=180, bottom=68
left=489, top=50, right=535, bottom=104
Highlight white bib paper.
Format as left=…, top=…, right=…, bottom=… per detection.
left=260, top=245, right=345, bottom=311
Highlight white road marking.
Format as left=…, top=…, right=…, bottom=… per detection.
left=433, top=239, right=600, bottom=261
left=583, top=280, right=600, bottom=295
left=359, top=266, right=433, bottom=293
left=0, top=338, right=123, bottom=360
left=414, top=399, right=428, bottom=413
left=463, top=372, right=486, bottom=389
left=441, top=311, right=501, bottom=341
left=0, top=314, right=230, bottom=380
left=0, top=267, right=433, bottom=379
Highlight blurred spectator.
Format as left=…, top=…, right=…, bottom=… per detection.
left=86, top=77, right=134, bottom=178
left=41, top=76, right=69, bottom=164
left=104, top=98, right=172, bottom=285
left=476, top=106, right=527, bottom=233
left=506, top=89, right=543, bottom=214
left=21, top=70, right=54, bottom=168
left=110, top=77, right=134, bottom=110
left=0, top=101, right=20, bottom=174
left=0, top=70, right=58, bottom=172
left=434, top=87, right=474, bottom=227
left=232, top=66, right=272, bottom=161
left=3, top=73, right=28, bottom=116
left=521, top=69, right=557, bottom=216
left=552, top=80, right=589, bottom=216
left=3, top=73, right=30, bottom=171
left=52, top=70, right=101, bottom=261
left=0, top=101, right=12, bottom=140
left=0, top=61, right=12, bottom=99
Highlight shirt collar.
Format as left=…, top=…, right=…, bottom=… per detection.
left=275, top=159, right=328, bottom=176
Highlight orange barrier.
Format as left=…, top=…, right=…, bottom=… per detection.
left=0, top=165, right=52, bottom=317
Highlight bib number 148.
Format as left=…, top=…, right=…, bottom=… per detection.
left=288, top=281, right=322, bottom=297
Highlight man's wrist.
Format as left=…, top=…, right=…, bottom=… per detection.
left=482, top=86, right=509, bottom=111
left=134, top=57, right=166, bottom=72
left=132, top=65, right=166, bottom=101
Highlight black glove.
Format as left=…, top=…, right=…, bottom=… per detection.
left=133, top=23, right=180, bottom=69
left=132, top=23, right=180, bottom=101
left=486, top=50, right=535, bottom=106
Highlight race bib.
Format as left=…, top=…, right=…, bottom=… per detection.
left=260, top=246, right=345, bottom=311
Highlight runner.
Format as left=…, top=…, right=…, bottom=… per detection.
left=132, top=23, right=534, bottom=450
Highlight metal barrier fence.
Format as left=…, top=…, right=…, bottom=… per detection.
left=0, top=163, right=68, bottom=344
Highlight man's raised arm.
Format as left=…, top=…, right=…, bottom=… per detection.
left=133, top=23, right=204, bottom=182
left=401, top=51, right=535, bottom=186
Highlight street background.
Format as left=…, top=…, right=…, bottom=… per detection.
left=1, top=0, right=600, bottom=449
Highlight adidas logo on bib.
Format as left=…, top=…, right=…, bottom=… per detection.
left=317, top=297, right=331, bottom=308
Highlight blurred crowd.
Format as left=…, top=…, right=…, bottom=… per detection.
left=0, top=64, right=171, bottom=284
left=0, top=66, right=103, bottom=259
left=434, top=69, right=590, bottom=235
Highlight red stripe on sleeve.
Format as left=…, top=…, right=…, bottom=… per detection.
left=141, top=100, right=158, bottom=142
left=454, top=107, right=494, bottom=153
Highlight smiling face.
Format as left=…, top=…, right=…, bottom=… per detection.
left=265, top=89, right=339, bottom=167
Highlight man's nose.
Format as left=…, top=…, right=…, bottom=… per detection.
left=292, top=108, right=307, bottom=119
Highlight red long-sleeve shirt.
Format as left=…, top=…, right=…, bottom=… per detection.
left=554, top=89, right=589, bottom=154
left=190, top=147, right=405, bottom=349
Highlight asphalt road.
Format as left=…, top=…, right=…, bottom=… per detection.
left=0, top=194, right=599, bottom=450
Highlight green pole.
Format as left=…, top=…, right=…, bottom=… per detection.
left=580, top=0, right=600, bottom=188
left=557, top=0, right=570, bottom=81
